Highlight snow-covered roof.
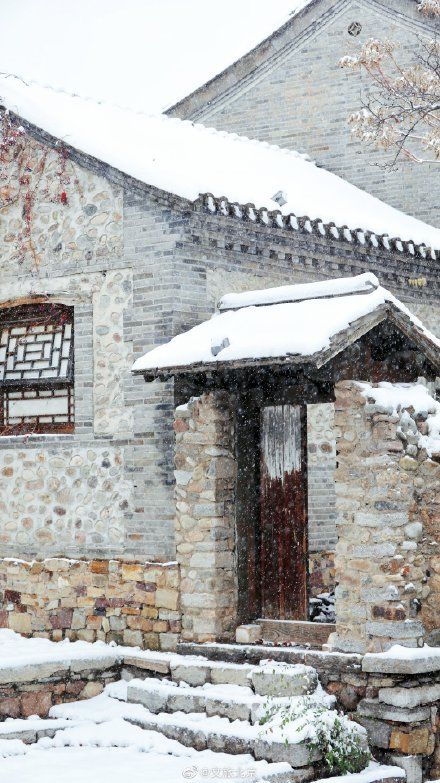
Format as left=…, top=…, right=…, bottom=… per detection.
left=2, top=77, right=440, bottom=253
left=0, top=0, right=308, bottom=115
left=132, top=273, right=440, bottom=376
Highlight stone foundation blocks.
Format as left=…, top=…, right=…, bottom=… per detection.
left=250, top=663, right=318, bottom=697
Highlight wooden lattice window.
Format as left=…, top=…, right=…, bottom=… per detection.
left=0, top=303, right=74, bottom=435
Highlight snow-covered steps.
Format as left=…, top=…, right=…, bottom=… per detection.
left=126, top=707, right=320, bottom=769
left=122, top=662, right=338, bottom=769
left=0, top=714, right=296, bottom=783
left=127, top=677, right=276, bottom=722
left=45, top=682, right=406, bottom=783
left=163, top=656, right=317, bottom=695
left=124, top=674, right=326, bottom=768
left=127, top=667, right=324, bottom=723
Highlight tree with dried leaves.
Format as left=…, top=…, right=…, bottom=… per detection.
left=340, top=0, right=440, bottom=167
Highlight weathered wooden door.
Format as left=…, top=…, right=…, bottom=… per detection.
left=260, top=405, right=308, bottom=620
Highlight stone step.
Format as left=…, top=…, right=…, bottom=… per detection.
left=122, top=651, right=256, bottom=687
left=175, top=641, right=363, bottom=674
left=0, top=718, right=82, bottom=743
left=124, top=705, right=320, bottom=770
left=168, top=657, right=317, bottom=697
left=123, top=650, right=321, bottom=695
left=259, top=620, right=335, bottom=649
left=127, top=676, right=285, bottom=723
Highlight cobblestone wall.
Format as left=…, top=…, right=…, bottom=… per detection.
left=0, top=557, right=180, bottom=651
left=0, top=123, right=183, bottom=561
left=0, top=132, right=123, bottom=273
left=0, top=268, right=134, bottom=558
left=0, top=446, right=131, bottom=552
left=174, top=394, right=237, bottom=643
left=332, top=381, right=440, bottom=654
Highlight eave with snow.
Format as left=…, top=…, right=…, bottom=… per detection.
left=133, top=274, right=440, bottom=384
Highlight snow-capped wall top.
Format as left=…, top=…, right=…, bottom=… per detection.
left=0, top=0, right=308, bottom=115
left=132, top=274, right=440, bottom=375
left=219, top=273, right=379, bottom=310
left=2, top=77, right=440, bottom=251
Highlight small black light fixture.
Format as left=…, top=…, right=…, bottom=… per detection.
left=348, top=21, right=362, bottom=36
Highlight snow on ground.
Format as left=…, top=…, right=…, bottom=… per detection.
left=0, top=746, right=261, bottom=783
left=315, top=764, right=405, bottom=783
left=0, top=0, right=309, bottom=114
left=0, top=628, right=118, bottom=670
left=0, top=689, right=290, bottom=783
left=49, top=690, right=150, bottom=724
left=0, top=738, right=27, bottom=757
left=2, top=78, right=440, bottom=249
left=132, top=274, right=440, bottom=373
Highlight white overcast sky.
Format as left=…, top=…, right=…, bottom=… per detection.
left=0, top=0, right=307, bottom=113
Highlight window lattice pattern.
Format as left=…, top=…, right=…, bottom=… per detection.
left=0, top=304, right=74, bottom=435
left=0, top=306, right=73, bottom=385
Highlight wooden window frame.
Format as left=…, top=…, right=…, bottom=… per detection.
left=0, top=303, right=74, bottom=436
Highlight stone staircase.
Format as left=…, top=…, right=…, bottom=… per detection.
left=114, top=654, right=404, bottom=783
left=122, top=658, right=321, bottom=772
left=0, top=648, right=408, bottom=783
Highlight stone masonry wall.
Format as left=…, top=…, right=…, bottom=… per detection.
left=332, top=381, right=440, bottom=654
left=0, top=132, right=123, bottom=271
left=0, top=659, right=121, bottom=721
left=174, top=393, right=237, bottom=643
left=0, top=557, right=180, bottom=651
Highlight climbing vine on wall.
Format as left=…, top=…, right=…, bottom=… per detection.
left=0, top=108, right=79, bottom=268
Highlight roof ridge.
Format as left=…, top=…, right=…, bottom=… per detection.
left=0, top=71, right=151, bottom=116
left=0, top=73, right=313, bottom=165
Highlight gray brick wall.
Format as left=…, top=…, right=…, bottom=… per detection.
left=307, top=404, right=337, bottom=553
left=175, top=0, right=440, bottom=227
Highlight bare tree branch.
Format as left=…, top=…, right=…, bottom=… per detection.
left=340, top=1, right=440, bottom=167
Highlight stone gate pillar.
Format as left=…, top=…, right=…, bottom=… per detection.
left=331, top=380, right=434, bottom=654
left=173, top=392, right=237, bottom=643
